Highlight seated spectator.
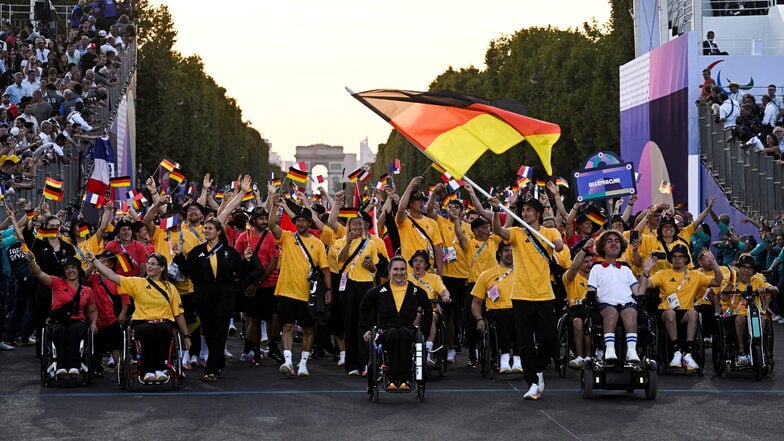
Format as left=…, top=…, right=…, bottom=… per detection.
left=703, top=31, right=728, bottom=55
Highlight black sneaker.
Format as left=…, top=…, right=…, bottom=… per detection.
left=268, top=346, right=284, bottom=364
left=252, top=353, right=262, bottom=367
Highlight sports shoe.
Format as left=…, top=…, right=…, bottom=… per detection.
left=523, top=383, right=541, bottom=400
left=398, top=382, right=410, bottom=391
left=143, top=372, right=156, bottom=382
left=68, top=368, right=79, bottom=376
left=267, top=345, right=284, bottom=364
left=604, top=346, right=617, bottom=361
left=252, top=352, right=262, bottom=367
left=224, top=349, right=233, bottom=359
left=279, top=363, right=295, bottom=376
left=347, top=369, right=360, bottom=376
left=772, top=314, right=783, bottom=322
left=669, top=350, right=683, bottom=368
left=777, top=318, right=784, bottom=325
left=568, top=356, right=584, bottom=369
left=736, top=354, right=750, bottom=366
left=387, top=382, right=398, bottom=390
left=337, top=351, right=346, bottom=366
left=682, top=353, right=699, bottom=370
left=511, top=356, right=523, bottom=373
left=499, top=359, right=512, bottom=373
left=201, top=373, right=217, bottom=382
left=240, top=351, right=254, bottom=362
left=297, top=364, right=310, bottom=377
left=626, top=348, right=640, bottom=362
left=198, top=356, right=207, bottom=367
left=229, top=319, right=237, bottom=336
left=189, top=355, right=199, bottom=366
left=447, top=349, right=456, bottom=363
left=106, top=355, right=116, bottom=368
left=27, top=336, right=37, bottom=345
left=0, top=341, right=15, bottom=351
left=155, top=370, right=170, bottom=382
left=537, top=372, right=545, bottom=393
left=56, top=368, right=67, bottom=376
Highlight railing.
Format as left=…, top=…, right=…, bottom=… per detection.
left=703, top=0, right=776, bottom=16
left=698, top=104, right=783, bottom=217
left=0, top=3, right=71, bottom=38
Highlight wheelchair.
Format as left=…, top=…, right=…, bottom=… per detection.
left=712, top=288, right=775, bottom=381
left=40, top=320, right=95, bottom=387
left=366, top=326, right=426, bottom=403
left=118, top=324, right=184, bottom=391
left=653, top=308, right=706, bottom=376
left=554, top=301, right=592, bottom=377
left=427, top=309, right=448, bottom=378
left=580, top=298, right=658, bottom=400
left=477, top=321, right=498, bottom=379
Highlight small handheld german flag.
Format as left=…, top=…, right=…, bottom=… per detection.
left=287, top=167, right=308, bottom=184
left=42, top=185, right=63, bottom=202
left=36, top=227, right=58, bottom=238
left=338, top=207, right=359, bottom=219
left=110, top=176, right=131, bottom=188
left=78, top=224, right=90, bottom=238
left=169, top=169, right=185, bottom=184
left=160, top=158, right=179, bottom=172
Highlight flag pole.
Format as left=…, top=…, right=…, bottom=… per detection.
left=461, top=175, right=555, bottom=248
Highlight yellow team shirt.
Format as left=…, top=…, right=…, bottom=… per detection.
left=697, top=266, right=732, bottom=305
left=391, top=283, right=407, bottom=312
left=638, top=233, right=693, bottom=275
left=649, top=268, right=713, bottom=310
left=563, top=271, right=589, bottom=306
left=180, top=223, right=206, bottom=254
left=471, top=264, right=515, bottom=310
left=409, top=272, right=447, bottom=307
left=467, top=236, right=502, bottom=283
left=397, top=214, right=443, bottom=270
left=149, top=226, right=195, bottom=294
left=333, top=235, right=380, bottom=283
left=321, top=226, right=342, bottom=273
left=74, top=234, right=104, bottom=268
left=507, top=226, right=562, bottom=301
left=118, top=276, right=183, bottom=321
left=437, top=216, right=471, bottom=279
left=275, top=231, right=329, bottom=302
left=720, top=273, right=771, bottom=317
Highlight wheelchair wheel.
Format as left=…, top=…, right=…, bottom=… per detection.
left=367, top=329, right=379, bottom=403
left=416, top=381, right=425, bottom=403
left=118, top=329, right=128, bottom=388
left=752, top=343, right=764, bottom=381
left=693, top=324, right=705, bottom=376
left=435, top=321, right=447, bottom=377
left=645, top=365, right=658, bottom=400
left=580, top=359, right=593, bottom=399
left=763, top=318, right=775, bottom=374
left=40, top=326, right=53, bottom=387
left=478, top=328, right=490, bottom=378
left=555, top=314, right=569, bottom=378
left=171, top=332, right=183, bottom=390
left=712, top=317, right=727, bottom=375
left=81, top=331, right=95, bottom=386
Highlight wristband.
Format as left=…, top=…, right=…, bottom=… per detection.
left=642, top=273, right=650, bottom=278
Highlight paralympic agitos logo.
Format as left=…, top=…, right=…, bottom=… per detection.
left=706, top=60, right=754, bottom=94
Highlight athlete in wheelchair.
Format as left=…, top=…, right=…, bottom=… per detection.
left=30, top=255, right=98, bottom=386
left=647, top=245, right=722, bottom=374
left=558, top=239, right=595, bottom=373
left=714, top=254, right=777, bottom=379
left=407, top=250, right=451, bottom=374
left=471, top=242, right=521, bottom=376
left=361, top=256, right=432, bottom=402
left=582, top=230, right=657, bottom=399
left=87, top=251, right=191, bottom=388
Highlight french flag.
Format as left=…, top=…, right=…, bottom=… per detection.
left=85, top=137, right=113, bottom=196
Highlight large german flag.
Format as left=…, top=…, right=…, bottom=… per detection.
left=350, top=89, right=561, bottom=177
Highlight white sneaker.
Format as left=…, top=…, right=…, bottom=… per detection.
left=511, top=356, right=523, bottom=373
left=155, top=370, right=170, bottom=382
left=568, top=356, right=584, bottom=369
left=777, top=318, right=784, bottom=325
left=228, top=319, right=237, bottom=335
left=682, top=353, right=699, bottom=370
left=499, top=359, right=512, bottom=373
left=224, top=349, right=233, bottom=359
left=427, top=354, right=436, bottom=367
left=669, top=350, right=683, bottom=368
left=68, top=368, right=80, bottom=376
left=279, top=363, right=295, bottom=376
left=297, top=364, right=310, bottom=377
left=737, top=354, right=750, bottom=366
left=537, top=372, right=545, bottom=393
left=143, top=372, right=156, bottom=382
left=523, top=383, right=541, bottom=400
left=604, top=346, right=617, bottom=361
left=240, top=351, right=254, bottom=362
left=56, top=368, right=67, bottom=376
left=447, top=349, right=456, bottom=363
left=772, top=314, right=784, bottom=322
left=337, top=351, right=346, bottom=366
left=626, top=348, right=640, bottom=362
left=0, top=341, right=15, bottom=350
left=347, top=369, right=360, bottom=376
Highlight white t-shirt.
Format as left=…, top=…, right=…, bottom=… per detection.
left=587, top=263, right=638, bottom=306
left=720, top=100, right=740, bottom=129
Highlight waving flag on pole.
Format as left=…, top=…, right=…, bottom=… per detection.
left=350, top=89, right=561, bottom=177
left=86, top=137, right=113, bottom=195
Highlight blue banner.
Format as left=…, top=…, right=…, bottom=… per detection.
left=573, top=163, right=637, bottom=202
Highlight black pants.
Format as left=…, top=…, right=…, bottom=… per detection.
left=4, top=275, right=35, bottom=342
left=513, top=299, right=555, bottom=386
left=181, top=293, right=201, bottom=358
left=196, top=285, right=235, bottom=375
left=50, top=320, right=86, bottom=370
left=133, top=321, right=172, bottom=374
left=462, top=283, right=478, bottom=359
left=382, top=327, right=416, bottom=383
left=487, top=308, right=515, bottom=353
left=343, top=279, right=372, bottom=372
left=33, top=283, right=52, bottom=357
left=443, top=276, right=467, bottom=349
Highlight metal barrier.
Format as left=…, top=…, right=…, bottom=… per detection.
left=698, top=104, right=783, bottom=217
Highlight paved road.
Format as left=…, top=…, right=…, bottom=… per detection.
left=1, top=326, right=782, bottom=441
